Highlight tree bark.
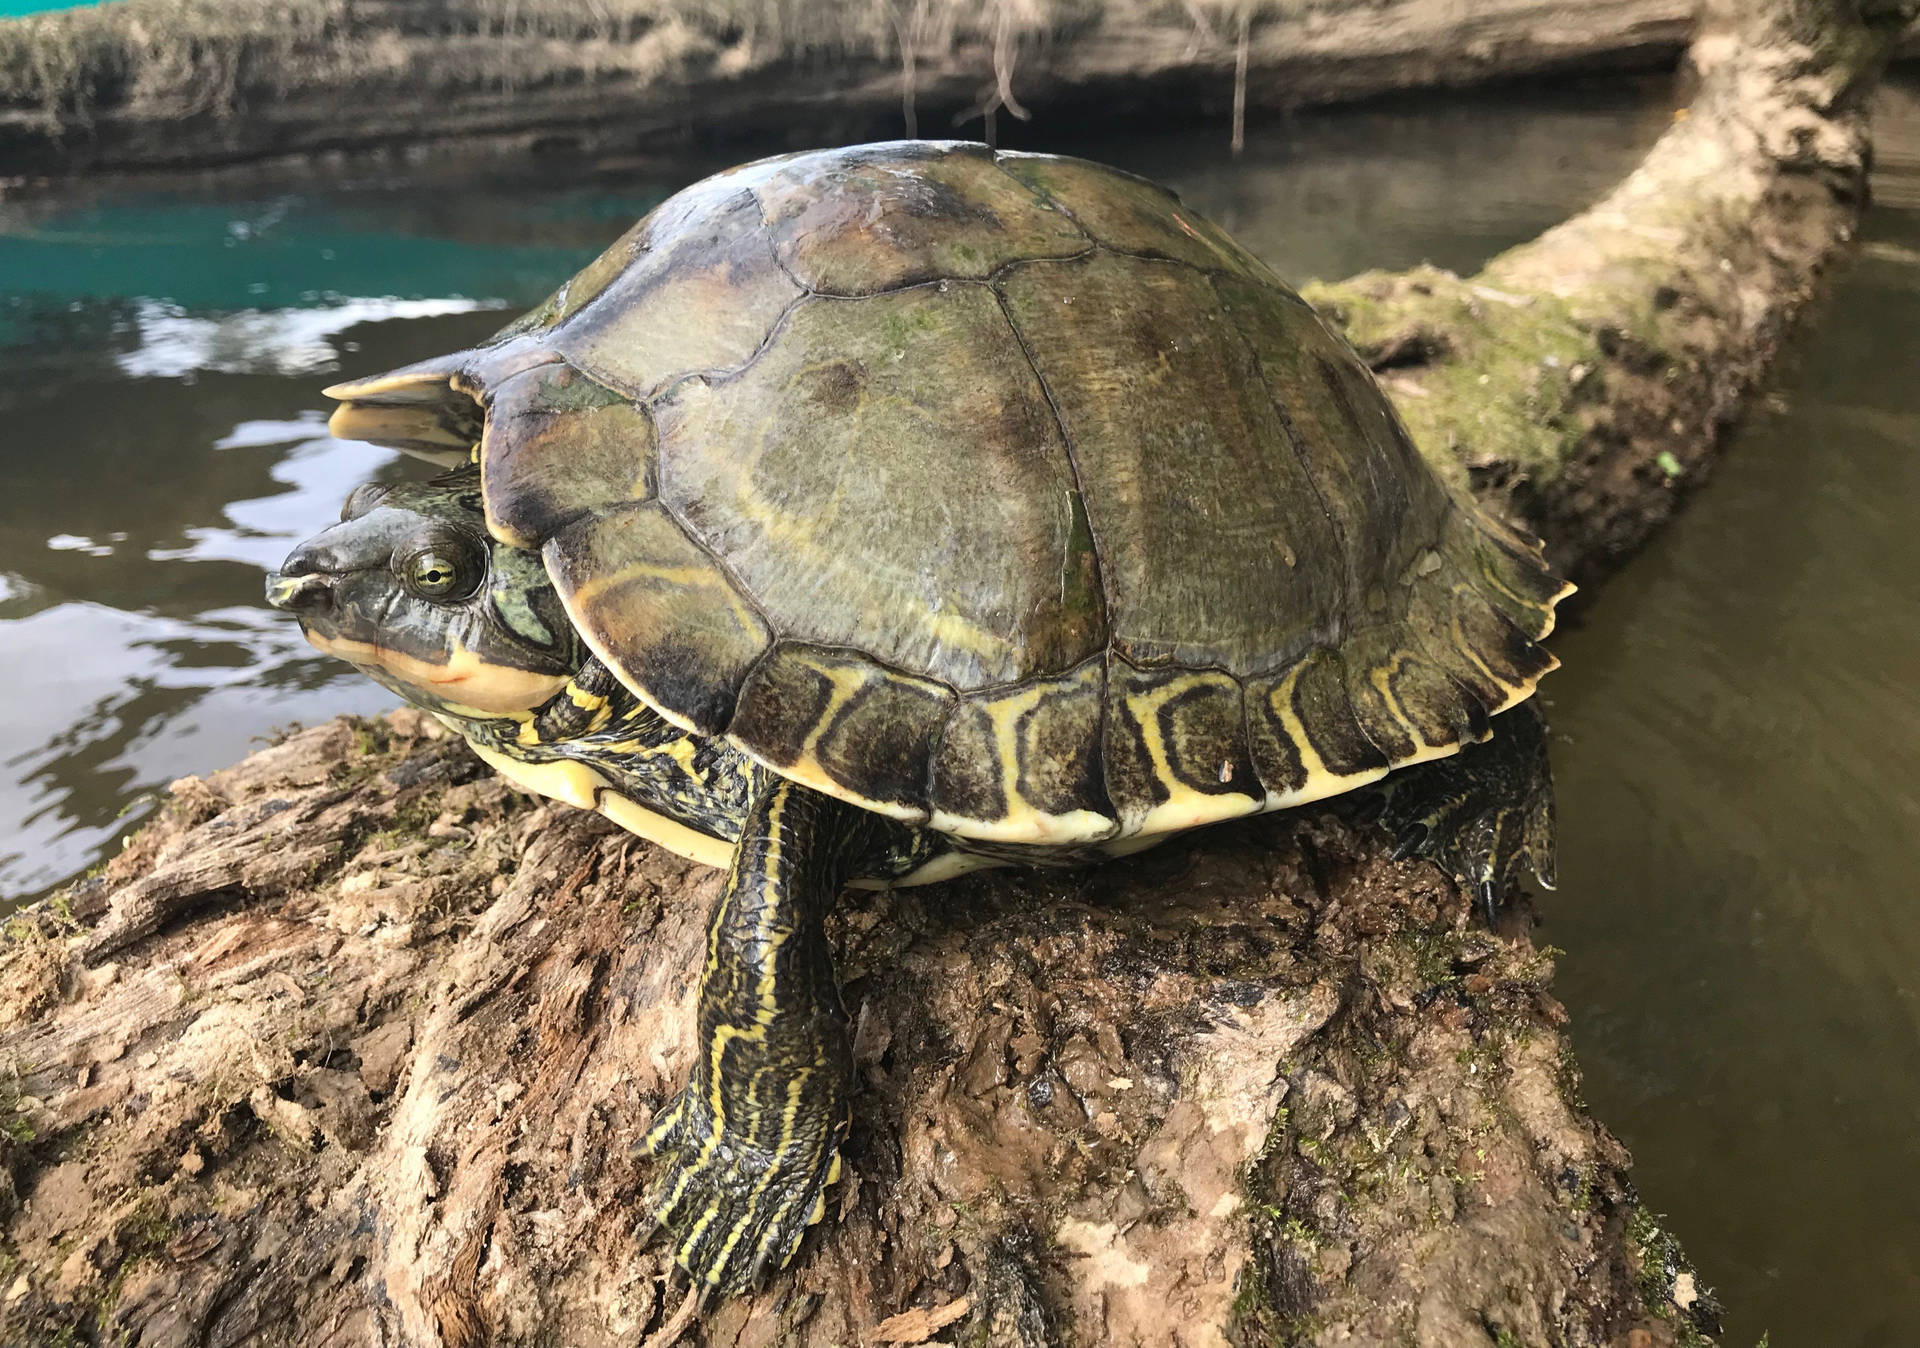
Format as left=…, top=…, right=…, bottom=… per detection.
left=2, top=5, right=1912, bottom=1347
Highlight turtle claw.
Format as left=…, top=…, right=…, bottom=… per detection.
left=641, top=1085, right=848, bottom=1297
left=1389, top=822, right=1430, bottom=862
left=1375, top=701, right=1556, bottom=927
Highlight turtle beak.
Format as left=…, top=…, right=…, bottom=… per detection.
left=265, top=569, right=333, bottom=613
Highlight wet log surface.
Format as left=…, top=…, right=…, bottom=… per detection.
left=3, top=3, right=1915, bottom=1345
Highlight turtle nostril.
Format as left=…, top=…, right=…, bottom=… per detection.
left=265, top=570, right=334, bottom=613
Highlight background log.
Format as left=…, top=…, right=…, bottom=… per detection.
left=0, top=0, right=1698, bottom=175
left=2, top=3, right=1913, bottom=1345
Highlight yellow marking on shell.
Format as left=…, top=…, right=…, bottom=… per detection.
left=597, top=794, right=735, bottom=870
left=1472, top=547, right=1573, bottom=639
left=324, top=404, right=472, bottom=465
left=1364, top=654, right=1464, bottom=767
left=466, top=742, right=605, bottom=808
left=465, top=741, right=735, bottom=869
left=731, top=660, right=929, bottom=825
left=322, top=370, right=456, bottom=403
left=1122, top=674, right=1263, bottom=837
left=568, top=561, right=767, bottom=645
left=846, top=849, right=1010, bottom=890
left=306, top=632, right=567, bottom=715
left=1258, top=660, right=1391, bottom=811
left=1445, top=600, right=1558, bottom=716
left=1538, top=576, right=1577, bottom=638
left=925, top=673, right=1115, bottom=844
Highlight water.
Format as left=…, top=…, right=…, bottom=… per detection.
left=1544, top=88, right=1920, bottom=1345
left=0, top=77, right=1911, bottom=1342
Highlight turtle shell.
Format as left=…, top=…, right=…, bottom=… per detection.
left=326, top=141, right=1568, bottom=845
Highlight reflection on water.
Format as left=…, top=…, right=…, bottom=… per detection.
left=1, top=74, right=1916, bottom=1344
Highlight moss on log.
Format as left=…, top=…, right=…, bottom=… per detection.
left=1, top=4, right=1914, bottom=1346
left=1307, top=0, right=1920, bottom=583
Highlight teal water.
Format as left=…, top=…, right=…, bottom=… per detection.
left=0, top=1, right=101, bottom=15
left=0, top=80, right=1914, bottom=1343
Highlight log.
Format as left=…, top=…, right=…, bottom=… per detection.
left=1, top=4, right=1911, bottom=1345
left=1307, top=0, right=1920, bottom=585
left=0, top=0, right=1697, bottom=175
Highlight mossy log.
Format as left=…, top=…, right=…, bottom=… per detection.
left=1308, top=0, right=1920, bottom=585
left=1, top=5, right=1912, bottom=1346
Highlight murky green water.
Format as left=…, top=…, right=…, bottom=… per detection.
left=0, top=77, right=1913, bottom=1342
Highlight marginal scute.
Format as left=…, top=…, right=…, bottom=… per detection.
left=1339, top=626, right=1487, bottom=767
left=1400, top=534, right=1560, bottom=718
left=554, top=179, right=804, bottom=399
left=656, top=282, right=1104, bottom=690
left=995, top=151, right=1275, bottom=282
left=929, top=659, right=1114, bottom=843
left=729, top=645, right=953, bottom=822
left=1281, top=647, right=1394, bottom=782
left=1457, top=515, right=1569, bottom=641
left=1103, top=663, right=1262, bottom=836
left=757, top=141, right=1089, bottom=295
left=543, top=501, right=770, bottom=735
left=480, top=363, right=656, bottom=548
left=323, top=362, right=480, bottom=465
left=1247, top=654, right=1401, bottom=807
left=495, top=216, right=651, bottom=341
left=999, top=252, right=1346, bottom=674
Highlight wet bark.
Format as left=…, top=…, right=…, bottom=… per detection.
left=0, top=0, right=1697, bottom=175
left=1, top=5, right=1911, bottom=1347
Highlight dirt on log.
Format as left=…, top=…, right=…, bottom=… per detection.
left=0, top=0, right=1698, bottom=175
left=1, top=4, right=1913, bottom=1347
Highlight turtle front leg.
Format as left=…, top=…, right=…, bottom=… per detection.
left=1375, top=699, right=1557, bottom=924
left=642, top=769, right=860, bottom=1297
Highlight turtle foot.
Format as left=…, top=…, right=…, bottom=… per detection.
left=641, top=1086, right=847, bottom=1297
left=1376, top=700, right=1556, bottom=925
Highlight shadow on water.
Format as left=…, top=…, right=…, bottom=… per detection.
left=0, top=72, right=1914, bottom=1344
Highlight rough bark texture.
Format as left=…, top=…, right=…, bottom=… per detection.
left=0, top=0, right=1697, bottom=174
left=1, top=5, right=1912, bottom=1347
left=0, top=714, right=1708, bottom=1348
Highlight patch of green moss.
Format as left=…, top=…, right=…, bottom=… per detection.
left=1305, top=267, right=1600, bottom=493
left=1627, top=1205, right=1720, bottom=1347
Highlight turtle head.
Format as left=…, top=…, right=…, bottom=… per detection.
left=266, top=470, right=583, bottom=718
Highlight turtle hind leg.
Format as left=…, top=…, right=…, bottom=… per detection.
left=641, top=770, right=860, bottom=1297
left=1375, top=699, right=1556, bottom=925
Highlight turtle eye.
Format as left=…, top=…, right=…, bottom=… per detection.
left=341, top=482, right=390, bottom=521
left=401, top=547, right=478, bottom=601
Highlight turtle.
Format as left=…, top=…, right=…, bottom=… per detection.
left=265, top=140, right=1567, bottom=1301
